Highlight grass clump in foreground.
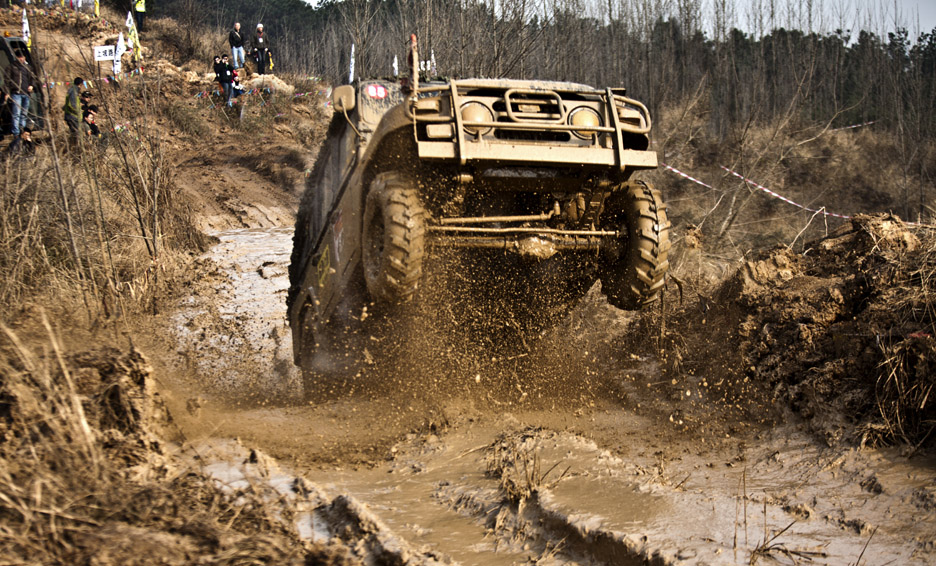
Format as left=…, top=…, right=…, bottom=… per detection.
left=0, top=315, right=359, bottom=565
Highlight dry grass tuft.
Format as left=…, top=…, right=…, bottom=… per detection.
left=0, top=62, right=211, bottom=324
left=0, top=315, right=356, bottom=565
left=871, top=233, right=936, bottom=446
left=486, top=429, right=570, bottom=504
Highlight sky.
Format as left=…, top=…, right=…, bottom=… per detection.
left=704, top=0, right=936, bottom=36
left=300, top=0, right=936, bottom=36
left=894, top=0, right=936, bottom=33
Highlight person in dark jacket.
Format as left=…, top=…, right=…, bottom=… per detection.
left=229, top=22, right=245, bottom=69
left=82, top=105, right=102, bottom=139
left=212, top=55, right=223, bottom=82
left=252, top=24, right=271, bottom=75
left=80, top=91, right=92, bottom=116
left=5, top=51, right=36, bottom=147
left=217, top=55, right=235, bottom=106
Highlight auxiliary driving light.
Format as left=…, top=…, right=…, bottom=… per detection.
left=568, top=107, right=602, bottom=139
left=460, top=102, right=493, bottom=135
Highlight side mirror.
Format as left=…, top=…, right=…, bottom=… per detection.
left=332, top=85, right=355, bottom=112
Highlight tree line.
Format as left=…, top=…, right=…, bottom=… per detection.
left=129, top=0, right=935, bottom=145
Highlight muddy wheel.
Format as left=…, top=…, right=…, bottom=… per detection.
left=600, top=181, right=671, bottom=310
left=362, top=173, right=427, bottom=304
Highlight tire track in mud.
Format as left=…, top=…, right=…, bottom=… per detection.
left=166, top=226, right=936, bottom=566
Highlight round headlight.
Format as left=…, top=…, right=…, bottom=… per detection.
left=460, top=102, right=493, bottom=135
left=568, top=107, right=603, bottom=139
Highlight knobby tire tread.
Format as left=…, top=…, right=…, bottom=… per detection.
left=601, top=181, right=671, bottom=310
left=363, top=173, right=427, bottom=303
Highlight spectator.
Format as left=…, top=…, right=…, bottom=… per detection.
left=8, top=128, right=35, bottom=157
left=82, top=105, right=102, bottom=140
left=212, top=54, right=223, bottom=83
left=5, top=51, right=36, bottom=150
left=218, top=55, right=235, bottom=106
left=63, top=77, right=84, bottom=138
left=253, top=23, right=271, bottom=75
left=232, top=72, right=246, bottom=99
left=134, top=0, right=146, bottom=32
left=80, top=91, right=92, bottom=115
left=229, top=22, right=245, bottom=69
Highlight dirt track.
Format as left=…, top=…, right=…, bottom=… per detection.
left=159, top=216, right=936, bottom=565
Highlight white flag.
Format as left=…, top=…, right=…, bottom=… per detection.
left=114, top=31, right=126, bottom=75
left=431, top=49, right=436, bottom=75
left=126, top=10, right=134, bottom=29
left=349, top=44, right=355, bottom=83
left=22, top=10, right=31, bottom=47
left=393, top=55, right=398, bottom=76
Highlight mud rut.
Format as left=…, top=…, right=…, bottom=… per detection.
left=164, top=225, right=936, bottom=565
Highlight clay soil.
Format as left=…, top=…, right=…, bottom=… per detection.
left=2, top=8, right=935, bottom=566
left=157, top=216, right=936, bottom=566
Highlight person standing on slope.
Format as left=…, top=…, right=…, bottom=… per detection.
left=133, top=0, right=146, bottom=32
left=218, top=55, right=235, bottom=106
left=252, top=23, right=271, bottom=75
left=229, top=22, right=245, bottom=69
left=5, top=51, right=36, bottom=151
left=63, top=77, right=84, bottom=140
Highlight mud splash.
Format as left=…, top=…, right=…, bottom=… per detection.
left=165, top=224, right=936, bottom=566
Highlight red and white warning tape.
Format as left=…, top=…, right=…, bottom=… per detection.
left=659, top=121, right=932, bottom=227
left=661, top=161, right=853, bottom=220
left=664, top=162, right=929, bottom=226
left=830, top=120, right=875, bottom=132
left=660, top=163, right=717, bottom=190
left=719, top=166, right=853, bottom=219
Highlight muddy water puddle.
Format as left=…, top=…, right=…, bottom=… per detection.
left=172, top=227, right=298, bottom=398
left=169, top=226, right=936, bottom=565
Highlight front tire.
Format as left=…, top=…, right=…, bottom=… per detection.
left=600, top=181, right=671, bottom=310
left=362, top=173, right=427, bottom=304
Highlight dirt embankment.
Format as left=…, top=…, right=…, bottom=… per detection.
left=623, top=214, right=936, bottom=448
left=0, top=6, right=347, bottom=564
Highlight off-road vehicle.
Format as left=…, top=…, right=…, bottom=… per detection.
left=288, top=40, right=669, bottom=369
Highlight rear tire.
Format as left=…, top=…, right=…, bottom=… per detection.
left=600, top=181, right=671, bottom=310
left=362, top=173, right=427, bottom=304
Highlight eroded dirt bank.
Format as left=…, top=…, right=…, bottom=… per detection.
left=162, top=223, right=936, bottom=565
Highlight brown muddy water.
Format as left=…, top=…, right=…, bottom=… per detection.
left=165, top=227, right=936, bottom=565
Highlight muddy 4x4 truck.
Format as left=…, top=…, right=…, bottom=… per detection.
left=288, top=62, right=670, bottom=371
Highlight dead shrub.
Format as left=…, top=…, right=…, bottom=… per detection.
left=486, top=429, right=570, bottom=504
left=0, top=59, right=211, bottom=324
